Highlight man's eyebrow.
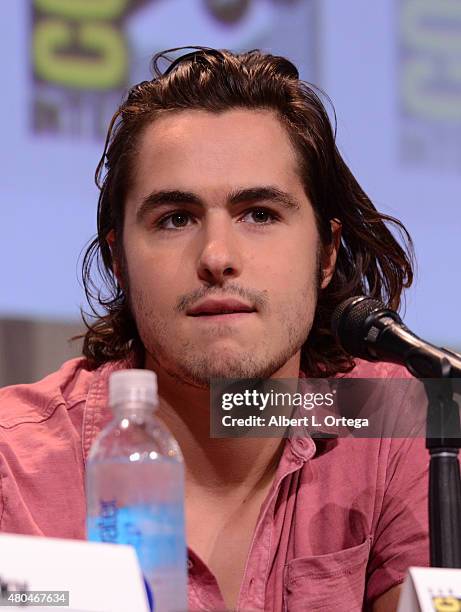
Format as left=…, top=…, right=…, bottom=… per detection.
left=136, top=190, right=201, bottom=222
left=228, top=186, right=301, bottom=211
left=136, top=186, right=300, bottom=222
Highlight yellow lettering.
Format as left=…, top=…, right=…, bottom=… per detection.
left=34, top=0, right=129, bottom=20
left=33, top=21, right=127, bottom=90
left=432, top=596, right=461, bottom=612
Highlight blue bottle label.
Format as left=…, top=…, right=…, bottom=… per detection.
left=87, top=500, right=186, bottom=571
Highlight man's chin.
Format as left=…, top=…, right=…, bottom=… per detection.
left=177, top=360, right=261, bottom=389
left=161, top=348, right=295, bottom=389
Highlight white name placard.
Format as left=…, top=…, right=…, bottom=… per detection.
left=398, top=566, right=461, bottom=612
left=0, top=533, right=150, bottom=611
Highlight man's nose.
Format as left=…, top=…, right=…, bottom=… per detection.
left=196, top=217, right=243, bottom=285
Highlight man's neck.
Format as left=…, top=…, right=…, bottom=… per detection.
left=144, top=353, right=300, bottom=500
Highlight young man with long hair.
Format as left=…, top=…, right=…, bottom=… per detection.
left=0, top=48, right=427, bottom=611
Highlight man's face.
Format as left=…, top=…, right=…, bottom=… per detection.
left=118, top=109, right=333, bottom=386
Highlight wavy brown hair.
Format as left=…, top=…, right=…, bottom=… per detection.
left=79, top=46, right=414, bottom=376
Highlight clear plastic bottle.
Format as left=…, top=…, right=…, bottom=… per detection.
left=86, top=369, right=188, bottom=612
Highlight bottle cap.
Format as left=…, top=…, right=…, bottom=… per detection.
left=109, top=369, right=158, bottom=409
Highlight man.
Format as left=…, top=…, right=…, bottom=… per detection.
left=0, top=48, right=428, bottom=611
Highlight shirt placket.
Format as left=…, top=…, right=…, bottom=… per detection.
left=187, top=548, right=227, bottom=610
left=236, top=439, right=313, bottom=611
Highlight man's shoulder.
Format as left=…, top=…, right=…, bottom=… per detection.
left=0, top=357, right=97, bottom=427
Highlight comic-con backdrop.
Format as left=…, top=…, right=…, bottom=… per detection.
left=1, top=0, right=460, bottom=351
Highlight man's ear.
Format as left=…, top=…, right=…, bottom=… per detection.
left=320, top=218, right=342, bottom=289
left=106, top=229, right=124, bottom=289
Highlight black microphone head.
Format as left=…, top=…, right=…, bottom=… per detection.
left=331, top=296, right=401, bottom=358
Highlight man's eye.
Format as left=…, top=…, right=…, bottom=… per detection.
left=157, top=212, right=194, bottom=230
left=241, top=208, right=278, bottom=224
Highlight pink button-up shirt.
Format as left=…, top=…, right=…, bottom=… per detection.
left=0, top=357, right=429, bottom=611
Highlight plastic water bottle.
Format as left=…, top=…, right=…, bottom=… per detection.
left=86, top=369, right=188, bottom=612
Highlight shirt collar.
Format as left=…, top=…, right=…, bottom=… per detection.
left=83, top=356, right=329, bottom=464
left=82, top=354, right=138, bottom=460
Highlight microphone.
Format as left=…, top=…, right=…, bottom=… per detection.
left=331, top=296, right=461, bottom=378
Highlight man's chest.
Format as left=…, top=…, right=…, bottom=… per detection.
left=185, top=489, right=269, bottom=610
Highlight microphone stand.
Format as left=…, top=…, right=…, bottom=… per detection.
left=409, top=354, right=461, bottom=568
left=333, top=296, right=461, bottom=566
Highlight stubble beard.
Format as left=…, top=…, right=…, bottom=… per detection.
left=128, top=284, right=319, bottom=390
left=153, top=319, right=309, bottom=389
left=120, top=248, right=322, bottom=389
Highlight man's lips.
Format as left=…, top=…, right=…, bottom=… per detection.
left=186, top=298, right=256, bottom=317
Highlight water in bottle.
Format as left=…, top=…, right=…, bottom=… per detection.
left=86, top=369, right=188, bottom=612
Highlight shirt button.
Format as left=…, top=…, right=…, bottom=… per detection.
left=187, top=558, right=194, bottom=570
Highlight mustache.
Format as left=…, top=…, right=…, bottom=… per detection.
left=175, top=284, right=269, bottom=313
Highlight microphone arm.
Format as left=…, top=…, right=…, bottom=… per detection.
left=364, top=314, right=461, bottom=379
left=332, top=295, right=461, bottom=380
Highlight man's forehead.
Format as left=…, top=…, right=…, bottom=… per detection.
left=130, top=108, right=304, bottom=199
left=136, top=108, right=298, bottom=162
left=140, top=106, right=287, bottom=136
